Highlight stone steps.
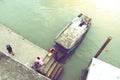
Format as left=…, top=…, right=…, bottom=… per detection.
left=42, top=57, right=55, bottom=74
left=50, top=64, right=63, bottom=80
left=46, top=61, right=58, bottom=77
left=39, top=53, right=63, bottom=80
left=54, top=67, right=63, bottom=80
left=43, top=55, right=53, bottom=65
left=39, top=55, right=53, bottom=73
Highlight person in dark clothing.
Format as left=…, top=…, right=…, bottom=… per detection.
left=49, top=47, right=56, bottom=54
left=6, top=45, right=14, bottom=56
left=34, top=62, right=41, bottom=71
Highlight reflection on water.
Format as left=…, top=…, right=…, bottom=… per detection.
left=0, top=0, right=120, bottom=80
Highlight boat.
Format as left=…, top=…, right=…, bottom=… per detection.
left=50, top=13, right=92, bottom=60
left=54, top=13, right=91, bottom=54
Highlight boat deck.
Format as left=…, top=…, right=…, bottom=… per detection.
left=55, top=14, right=90, bottom=50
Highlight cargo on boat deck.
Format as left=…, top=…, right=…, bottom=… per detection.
left=54, top=13, right=91, bottom=54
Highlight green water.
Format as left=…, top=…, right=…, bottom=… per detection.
left=0, top=0, right=120, bottom=80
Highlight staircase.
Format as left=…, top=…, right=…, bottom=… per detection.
left=39, top=53, right=63, bottom=80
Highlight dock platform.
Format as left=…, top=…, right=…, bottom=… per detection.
left=0, top=52, right=49, bottom=80
left=0, top=24, right=63, bottom=80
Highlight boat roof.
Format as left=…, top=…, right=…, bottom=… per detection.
left=55, top=14, right=90, bottom=49
left=86, top=58, right=120, bottom=80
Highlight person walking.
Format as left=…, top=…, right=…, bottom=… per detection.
left=6, top=44, right=14, bottom=56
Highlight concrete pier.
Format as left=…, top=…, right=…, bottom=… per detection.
left=0, top=24, right=63, bottom=80
left=0, top=52, right=49, bottom=80
left=0, top=24, right=48, bottom=66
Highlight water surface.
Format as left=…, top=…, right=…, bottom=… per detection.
left=0, top=0, right=120, bottom=80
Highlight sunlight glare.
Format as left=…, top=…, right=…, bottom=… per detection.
left=92, top=0, right=119, bottom=11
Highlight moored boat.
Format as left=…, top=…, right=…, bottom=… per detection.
left=50, top=13, right=92, bottom=61
left=54, top=13, right=91, bottom=54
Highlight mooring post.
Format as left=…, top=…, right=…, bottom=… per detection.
left=94, top=36, right=112, bottom=58
left=81, top=36, right=112, bottom=80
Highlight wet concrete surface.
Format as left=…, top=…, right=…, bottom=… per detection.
left=0, top=24, right=50, bottom=80
left=0, top=52, right=48, bottom=80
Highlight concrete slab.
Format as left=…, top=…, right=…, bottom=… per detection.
left=0, top=52, right=48, bottom=80
left=0, top=24, right=48, bottom=66
left=0, top=24, right=50, bottom=79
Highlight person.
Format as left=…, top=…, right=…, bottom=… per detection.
left=6, top=44, right=14, bottom=56
left=48, top=47, right=56, bottom=56
left=33, top=61, right=45, bottom=75
left=33, top=62, right=41, bottom=72
left=49, top=47, right=58, bottom=61
left=33, top=57, right=44, bottom=72
left=35, top=57, right=44, bottom=66
left=49, top=47, right=56, bottom=54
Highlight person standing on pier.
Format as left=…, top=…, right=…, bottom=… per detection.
left=6, top=44, right=14, bottom=56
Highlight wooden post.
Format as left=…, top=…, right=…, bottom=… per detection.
left=94, top=36, right=112, bottom=58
